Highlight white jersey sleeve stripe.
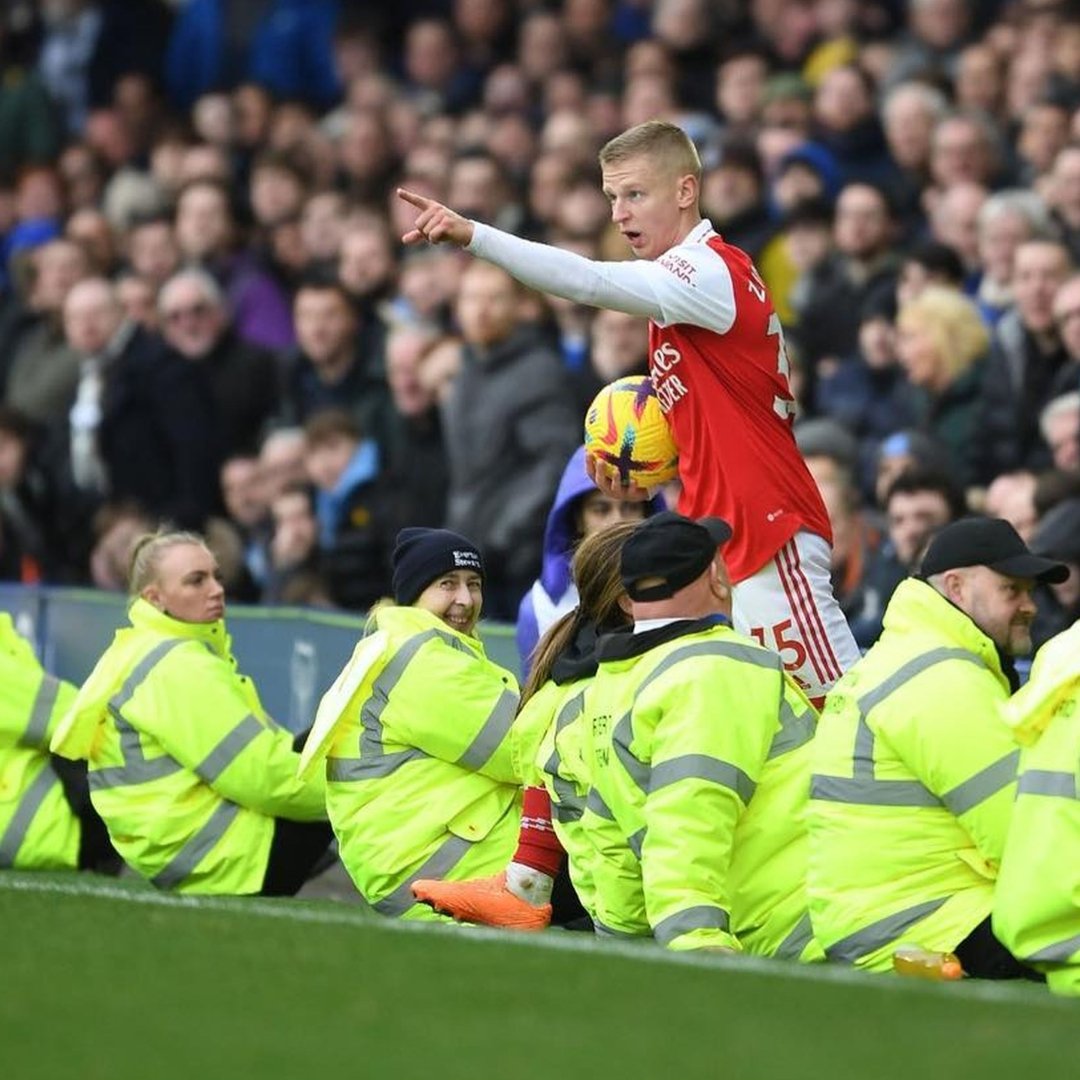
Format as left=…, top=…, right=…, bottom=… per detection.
left=468, top=221, right=737, bottom=336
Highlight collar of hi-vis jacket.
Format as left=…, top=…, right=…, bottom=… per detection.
left=50, top=600, right=232, bottom=761
left=881, top=578, right=1009, bottom=693
left=374, top=603, right=486, bottom=656
left=1001, top=621, right=1080, bottom=747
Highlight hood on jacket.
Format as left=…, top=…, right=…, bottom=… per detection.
left=538, top=446, right=666, bottom=601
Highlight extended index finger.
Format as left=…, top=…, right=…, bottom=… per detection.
left=397, top=187, right=434, bottom=211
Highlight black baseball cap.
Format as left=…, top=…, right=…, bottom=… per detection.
left=919, top=517, right=1069, bottom=584
left=620, top=511, right=733, bottom=601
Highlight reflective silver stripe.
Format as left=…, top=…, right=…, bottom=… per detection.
left=543, top=692, right=586, bottom=818
left=355, top=630, right=466, bottom=775
left=941, top=751, right=1019, bottom=816
left=653, top=904, right=731, bottom=946
left=611, top=711, right=650, bottom=792
left=151, top=801, right=241, bottom=889
left=1017, top=769, right=1078, bottom=799
left=326, top=748, right=427, bottom=782
left=89, top=714, right=183, bottom=790
left=457, top=689, right=518, bottom=770
left=824, top=648, right=988, bottom=800
left=627, top=827, right=646, bottom=859
left=594, top=919, right=644, bottom=939
left=634, top=640, right=780, bottom=705
left=194, top=714, right=264, bottom=784
left=0, top=762, right=59, bottom=865
left=774, top=911, right=816, bottom=961
left=371, top=834, right=475, bottom=916
left=89, top=640, right=189, bottom=789
left=1025, top=932, right=1080, bottom=963
left=20, top=674, right=61, bottom=749
left=810, top=774, right=942, bottom=807
left=650, top=753, right=756, bottom=803
left=767, top=698, right=816, bottom=761
left=824, top=896, right=949, bottom=962
left=113, top=639, right=188, bottom=710
left=585, top=788, right=615, bottom=820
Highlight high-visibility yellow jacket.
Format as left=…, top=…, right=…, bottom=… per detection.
left=0, top=614, right=80, bottom=869
left=50, top=599, right=326, bottom=894
left=808, top=579, right=1018, bottom=971
left=524, top=675, right=597, bottom=918
left=994, top=622, right=1080, bottom=995
left=313, top=606, right=545, bottom=917
left=584, top=617, right=819, bottom=957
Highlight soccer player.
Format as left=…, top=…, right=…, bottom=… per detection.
left=399, top=119, right=859, bottom=924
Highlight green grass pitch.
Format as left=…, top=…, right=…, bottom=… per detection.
left=0, top=871, right=1074, bottom=1080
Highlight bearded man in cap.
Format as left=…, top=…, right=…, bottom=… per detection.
left=583, top=512, right=821, bottom=958
left=808, top=516, right=1067, bottom=978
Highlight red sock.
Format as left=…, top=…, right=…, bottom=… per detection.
left=513, top=786, right=565, bottom=877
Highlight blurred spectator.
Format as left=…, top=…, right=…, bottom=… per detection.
left=87, top=501, right=154, bottom=591
left=1039, top=392, right=1080, bottom=474
left=814, top=293, right=915, bottom=482
left=158, top=268, right=280, bottom=457
left=1048, top=144, right=1080, bottom=264
left=984, top=469, right=1039, bottom=544
left=972, top=238, right=1073, bottom=483
left=174, top=178, right=294, bottom=350
left=3, top=239, right=88, bottom=424
left=442, top=261, right=579, bottom=619
left=872, top=428, right=954, bottom=508
left=258, top=426, right=306, bottom=505
left=114, top=271, right=158, bottom=331
left=896, top=240, right=965, bottom=309
left=896, top=286, right=989, bottom=487
left=793, top=182, right=900, bottom=382
left=281, top=278, right=390, bottom=450
left=60, top=277, right=220, bottom=532
left=0, top=13, right=63, bottom=171
left=0, top=405, right=60, bottom=581
left=302, top=408, right=393, bottom=612
left=853, top=466, right=967, bottom=647
left=383, top=321, right=448, bottom=533
left=702, top=142, right=772, bottom=259
left=1029, top=497, right=1080, bottom=647
left=263, top=481, right=328, bottom=606
left=124, top=214, right=180, bottom=292
left=974, top=190, right=1057, bottom=326
left=220, top=453, right=271, bottom=590
left=928, top=180, right=987, bottom=279
left=164, top=0, right=341, bottom=111
left=1050, top=273, right=1080, bottom=397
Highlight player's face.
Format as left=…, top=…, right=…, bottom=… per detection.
left=415, top=570, right=483, bottom=636
left=142, top=543, right=226, bottom=624
left=602, top=155, right=688, bottom=260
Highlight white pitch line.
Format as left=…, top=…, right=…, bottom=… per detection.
left=0, top=873, right=1067, bottom=1010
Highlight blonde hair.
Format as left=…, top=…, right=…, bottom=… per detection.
left=128, top=528, right=207, bottom=597
left=599, top=120, right=702, bottom=183
left=897, top=286, right=990, bottom=383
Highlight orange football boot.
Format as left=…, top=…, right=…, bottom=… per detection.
left=411, top=872, right=552, bottom=931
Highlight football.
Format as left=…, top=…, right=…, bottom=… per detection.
left=583, top=375, right=679, bottom=489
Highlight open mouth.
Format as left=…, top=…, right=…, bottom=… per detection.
left=623, top=231, right=642, bottom=246
left=445, top=611, right=473, bottom=631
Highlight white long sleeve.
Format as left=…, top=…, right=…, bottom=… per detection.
left=467, top=220, right=736, bottom=335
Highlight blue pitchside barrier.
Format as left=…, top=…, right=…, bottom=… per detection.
left=0, top=585, right=521, bottom=734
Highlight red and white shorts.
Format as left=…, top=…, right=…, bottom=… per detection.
left=732, top=531, right=860, bottom=707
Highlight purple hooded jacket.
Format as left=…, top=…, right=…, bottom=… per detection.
left=514, top=446, right=665, bottom=675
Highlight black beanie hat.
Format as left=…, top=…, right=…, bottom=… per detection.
left=392, top=527, right=485, bottom=605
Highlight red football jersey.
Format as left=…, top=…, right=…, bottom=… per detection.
left=649, top=232, right=832, bottom=583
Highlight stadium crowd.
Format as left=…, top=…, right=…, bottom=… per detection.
left=4, top=0, right=1080, bottom=993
